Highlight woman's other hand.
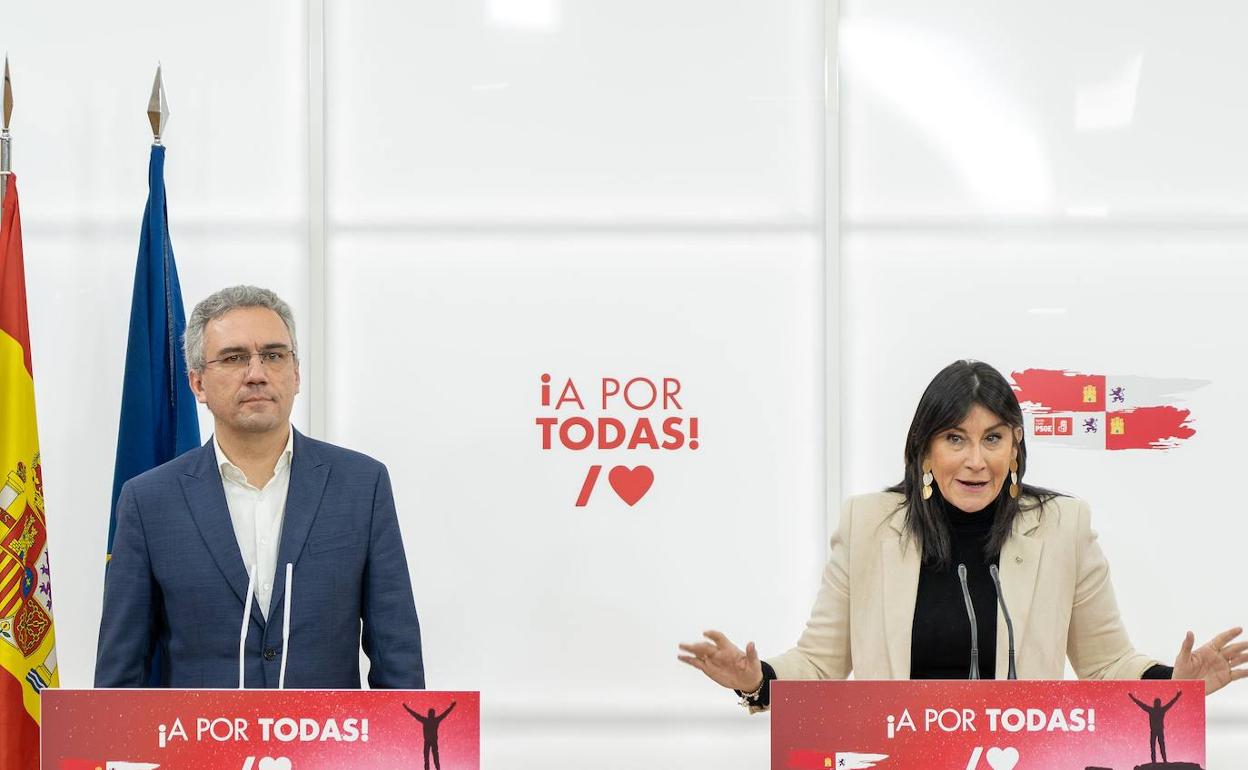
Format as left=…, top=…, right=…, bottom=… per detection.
left=1173, top=626, right=1248, bottom=695
left=678, top=630, right=764, bottom=692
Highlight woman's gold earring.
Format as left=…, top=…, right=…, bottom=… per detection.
left=921, top=460, right=933, bottom=500
left=1009, top=458, right=1020, bottom=499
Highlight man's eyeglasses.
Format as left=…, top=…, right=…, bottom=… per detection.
left=204, top=349, right=296, bottom=371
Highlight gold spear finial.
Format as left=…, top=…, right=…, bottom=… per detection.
left=147, top=63, right=170, bottom=145
left=3, top=56, right=12, bottom=131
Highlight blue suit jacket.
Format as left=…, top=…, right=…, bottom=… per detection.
left=94, top=430, right=424, bottom=689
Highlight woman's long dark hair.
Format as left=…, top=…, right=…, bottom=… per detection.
left=887, top=360, right=1060, bottom=569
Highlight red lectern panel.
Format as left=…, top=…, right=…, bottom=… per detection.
left=41, top=689, right=479, bottom=770
left=772, top=680, right=1205, bottom=770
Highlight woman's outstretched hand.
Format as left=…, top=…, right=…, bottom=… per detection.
left=678, top=630, right=764, bottom=693
left=1172, top=626, right=1248, bottom=695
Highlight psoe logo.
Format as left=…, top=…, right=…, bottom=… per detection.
left=1032, top=416, right=1071, bottom=437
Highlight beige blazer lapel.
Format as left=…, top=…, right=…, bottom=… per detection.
left=882, top=507, right=921, bottom=678
left=996, top=503, right=1044, bottom=678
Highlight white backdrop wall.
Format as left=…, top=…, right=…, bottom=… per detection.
left=323, top=2, right=826, bottom=766
left=6, top=1, right=1247, bottom=768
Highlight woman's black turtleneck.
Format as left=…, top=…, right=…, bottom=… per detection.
left=908, top=499, right=1172, bottom=681
left=910, top=500, right=999, bottom=679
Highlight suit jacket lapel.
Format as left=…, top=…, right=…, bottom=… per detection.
left=997, top=503, right=1043, bottom=677
left=882, top=507, right=921, bottom=678
left=180, top=440, right=264, bottom=626
left=267, top=429, right=329, bottom=619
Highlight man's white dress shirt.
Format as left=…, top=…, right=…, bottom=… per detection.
left=213, top=429, right=294, bottom=619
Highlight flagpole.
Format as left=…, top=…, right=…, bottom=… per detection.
left=1, top=56, right=13, bottom=207
left=148, top=63, right=169, bottom=146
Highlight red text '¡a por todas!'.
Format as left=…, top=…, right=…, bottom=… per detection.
left=536, top=415, right=699, bottom=451
left=537, top=374, right=700, bottom=450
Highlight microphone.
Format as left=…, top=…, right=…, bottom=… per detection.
left=239, top=564, right=257, bottom=689
left=989, top=564, right=1017, bottom=680
left=238, top=562, right=295, bottom=690
left=278, top=562, right=293, bottom=689
left=957, top=564, right=980, bottom=680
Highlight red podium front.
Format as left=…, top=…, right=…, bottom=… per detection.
left=41, top=689, right=479, bottom=770
left=771, top=680, right=1205, bottom=770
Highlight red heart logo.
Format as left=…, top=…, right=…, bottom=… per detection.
left=608, top=465, right=654, bottom=506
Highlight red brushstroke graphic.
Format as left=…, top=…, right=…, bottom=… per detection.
left=1012, top=369, right=1105, bottom=412
left=1011, top=368, right=1203, bottom=451
left=786, top=750, right=889, bottom=770
left=1105, top=406, right=1196, bottom=450
left=786, top=749, right=835, bottom=770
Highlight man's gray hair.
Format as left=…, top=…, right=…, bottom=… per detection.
left=183, top=285, right=298, bottom=372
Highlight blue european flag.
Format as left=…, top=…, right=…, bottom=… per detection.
left=108, top=144, right=201, bottom=556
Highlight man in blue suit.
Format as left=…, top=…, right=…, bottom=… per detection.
left=95, top=285, right=424, bottom=689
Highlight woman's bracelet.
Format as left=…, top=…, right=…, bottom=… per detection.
left=737, top=675, right=766, bottom=706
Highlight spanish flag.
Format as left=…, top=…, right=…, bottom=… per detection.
left=0, top=176, right=59, bottom=769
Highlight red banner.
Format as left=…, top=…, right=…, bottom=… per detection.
left=42, top=689, right=479, bottom=770
left=772, top=680, right=1205, bottom=769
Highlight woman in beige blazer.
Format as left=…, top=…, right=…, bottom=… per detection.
left=680, top=360, right=1247, bottom=710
